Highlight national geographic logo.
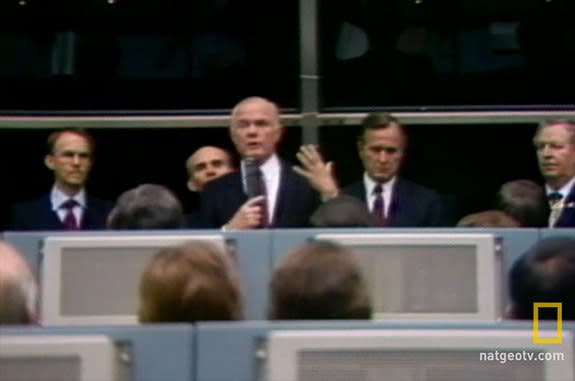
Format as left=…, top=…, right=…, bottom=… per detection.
left=533, top=302, right=562, bottom=344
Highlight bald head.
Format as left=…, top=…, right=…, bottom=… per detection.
left=186, top=146, right=234, bottom=191
left=0, top=241, right=37, bottom=325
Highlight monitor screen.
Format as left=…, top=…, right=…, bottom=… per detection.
left=40, top=234, right=227, bottom=325
left=266, top=329, right=574, bottom=381
left=314, top=233, right=502, bottom=320
left=0, top=335, right=118, bottom=381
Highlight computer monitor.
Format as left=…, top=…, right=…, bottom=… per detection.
left=315, top=233, right=502, bottom=320
left=40, top=234, right=226, bottom=325
left=266, top=328, right=574, bottom=381
left=0, top=335, right=119, bottom=381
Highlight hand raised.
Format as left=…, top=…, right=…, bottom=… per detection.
left=293, top=144, right=339, bottom=200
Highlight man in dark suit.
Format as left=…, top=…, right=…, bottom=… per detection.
left=296, top=112, right=448, bottom=227
left=533, top=119, right=575, bottom=227
left=184, top=146, right=235, bottom=228
left=9, top=128, right=112, bottom=231
left=199, top=97, right=321, bottom=229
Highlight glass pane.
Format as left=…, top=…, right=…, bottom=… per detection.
left=0, top=0, right=299, bottom=110
left=320, top=0, right=575, bottom=110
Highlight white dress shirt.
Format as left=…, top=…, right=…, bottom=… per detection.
left=363, top=173, right=396, bottom=218
left=50, top=186, right=86, bottom=224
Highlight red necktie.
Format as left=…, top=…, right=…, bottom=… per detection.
left=372, top=184, right=388, bottom=226
left=61, top=199, right=79, bottom=230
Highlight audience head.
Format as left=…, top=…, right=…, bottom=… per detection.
left=185, top=146, right=234, bottom=192
left=230, top=96, right=283, bottom=163
left=496, top=179, right=550, bottom=227
left=269, top=241, right=372, bottom=320
left=139, top=241, right=242, bottom=322
left=0, top=241, right=37, bottom=325
left=357, top=112, right=407, bottom=183
left=456, top=210, right=520, bottom=228
left=533, top=119, right=575, bottom=190
left=509, top=236, right=575, bottom=320
left=44, top=128, right=95, bottom=196
left=310, top=195, right=378, bottom=227
left=107, top=184, right=185, bottom=229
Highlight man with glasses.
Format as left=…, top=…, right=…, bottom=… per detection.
left=9, top=129, right=113, bottom=230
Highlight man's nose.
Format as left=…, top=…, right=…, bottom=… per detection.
left=377, top=151, right=389, bottom=162
left=72, top=154, right=81, bottom=165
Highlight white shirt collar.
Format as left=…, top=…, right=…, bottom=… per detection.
left=363, top=172, right=396, bottom=195
left=546, top=177, right=575, bottom=200
left=50, top=186, right=86, bottom=211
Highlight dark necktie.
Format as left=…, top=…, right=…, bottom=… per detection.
left=244, top=160, right=269, bottom=228
left=372, top=183, right=387, bottom=226
left=548, top=192, right=563, bottom=227
left=61, top=199, right=80, bottom=230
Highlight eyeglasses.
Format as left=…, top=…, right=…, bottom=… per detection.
left=52, top=151, right=92, bottom=160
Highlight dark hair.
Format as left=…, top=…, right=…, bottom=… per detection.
left=456, top=210, right=520, bottom=228
left=46, top=128, right=95, bottom=154
left=510, top=236, right=575, bottom=320
left=269, top=241, right=372, bottom=320
left=107, top=184, right=185, bottom=229
left=139, top=241, right=243, bottom=322
left=496, top=179, right=549, bottom=227
left=310, top=195, right=378, bottom=227
left=358, top=112, right=406, bottom=146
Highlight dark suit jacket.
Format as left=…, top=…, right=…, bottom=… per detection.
left=554, top=185, right=575, bottom=227
left=344, top=178, right=449, bottom=227
left=9, top=193, right=114, bottom=231
left=198, top=160, right=320, bottom=228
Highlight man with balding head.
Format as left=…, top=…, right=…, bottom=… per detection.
left=186, top=146, right=234, bottom=192
left=533, top=119, right=575, bottom=227
left=199, top=96, right=322, bottom=229
left=0, top=240, right=37, bottom=325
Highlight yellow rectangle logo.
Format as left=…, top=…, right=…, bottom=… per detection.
left=533, top=302, right=562, bottom=344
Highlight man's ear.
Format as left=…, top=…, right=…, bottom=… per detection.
left=44, top=155, right=54, bottom=171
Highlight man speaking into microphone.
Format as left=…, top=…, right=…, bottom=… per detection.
left=199, top=97, right=323, bottom=229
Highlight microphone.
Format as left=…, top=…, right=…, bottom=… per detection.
left=244, top=158, right=263, bottom=198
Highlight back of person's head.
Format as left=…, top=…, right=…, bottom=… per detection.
left=310, top=195, right=378, bottom=227
left=139, top=241, right=243, bottom=322
left=107, top=184, right=185, bottom=229
left=456, top=210, right=520, bottom=228
left=269, top=241, right=372, bottom=320
left=509, top=236, right=575, bottom=320
left=496, top=179, right=550, bottom=227
left=0, top=241, right=37, bottom=325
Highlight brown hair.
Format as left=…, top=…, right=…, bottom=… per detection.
left=269, top=241, right=372, bottom=320
left=457, top=210, right=520, bottom=228
left=139, top=241, right=243, bottom=322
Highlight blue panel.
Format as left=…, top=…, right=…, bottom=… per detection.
left=0, top=324, right=195, bottom=381
left=271, top=228, right=540, bottom=317
left=539, top=228, right=575, bottom=240
left=224, top=231, right=273, bottom=320
left=196, top=320, right=575, bottom=381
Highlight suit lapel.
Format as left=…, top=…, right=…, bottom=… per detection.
left=40, top=195, right=65, bottom=229
left=346, top=182, right=368, bottom=204
left=556, top=185, right=575, bottom=227
left=272, top=161, right=292, bottom=226
left=389, top=179, right=409, bottom=227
